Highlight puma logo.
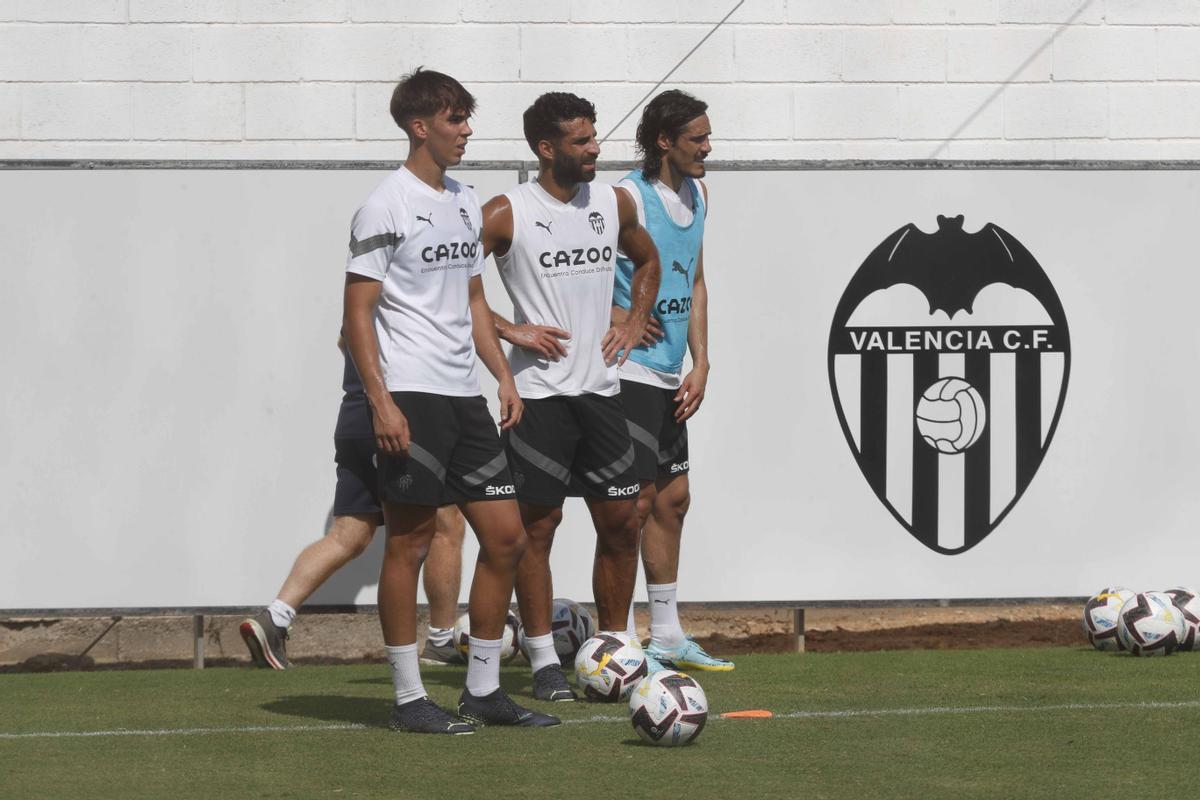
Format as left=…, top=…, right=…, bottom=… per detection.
left=672, top=258, right=693, bottom=285
left=535, top=220, right=553, bottom=235
left=472, top=655, right=490, bottom=664
left=416, top=212, right=433, bottom=227
left=653, top=599, right=671, bottom=605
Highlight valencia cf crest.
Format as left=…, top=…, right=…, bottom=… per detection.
left=828, top=215, right=1070, bottom=554
left=459, top=207, right=473, bottom=233
left=588, top=211, right=605, bottom=234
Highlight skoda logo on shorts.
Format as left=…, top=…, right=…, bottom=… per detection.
left=588, top=211, right=605, bottom=235
left=827, top=215, right=1070, bottom=555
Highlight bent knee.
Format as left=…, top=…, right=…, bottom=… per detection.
left=328, top=515, right=378, bottom=558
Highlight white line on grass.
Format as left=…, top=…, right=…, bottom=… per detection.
left=0, top=723, right=367, bottom=740
left=4, top=699, right=1199, bottom=740
left=774, top=699, right=1200, bottom=720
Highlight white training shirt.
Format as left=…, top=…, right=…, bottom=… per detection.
left=496, top=180, right=621, bottom=398
left=345, top=166, right=484, bottom=396
left=615, top=176, right=707, bottom=390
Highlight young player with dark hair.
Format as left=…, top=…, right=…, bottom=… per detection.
left=481, top=92, right=662, bottom=702
left=238, top=341, right=468, bottom=671
left=343, top=68, right=557, bottom=733
left=613, top=90, right=733, bottom=671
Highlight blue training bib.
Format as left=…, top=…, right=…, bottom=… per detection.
left=613, top=171, right=705, bottom=375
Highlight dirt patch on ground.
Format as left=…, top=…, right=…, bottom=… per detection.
left=0, top=604, right=1086, bottom=671
left=697, top=617, right=1082, bottom=656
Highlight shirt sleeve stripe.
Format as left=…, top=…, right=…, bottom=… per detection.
left=348, top=231, right=401, bottom=258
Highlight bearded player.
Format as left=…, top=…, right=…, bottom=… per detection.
left=482, top=92, right=662, bottom=702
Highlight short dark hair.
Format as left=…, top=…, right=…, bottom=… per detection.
left=635, top=90, right=708, bottom=179
left=389, top=67, right=476, bottom=134
left=522, top=92, right=597, bottom=155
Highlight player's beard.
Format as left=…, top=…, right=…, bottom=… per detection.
left=551, top=155, right=594, bottom=185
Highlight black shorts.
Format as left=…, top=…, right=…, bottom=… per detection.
left=619, top=380, right=690, bottom=481
left=503, top=393, right=640, bottom=507
left=333, top=435, right=382, bottom=518
left=377, top=392, right=515, bottom=507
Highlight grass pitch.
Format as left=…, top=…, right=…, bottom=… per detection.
left=3, top=648, right=1199, bottom=799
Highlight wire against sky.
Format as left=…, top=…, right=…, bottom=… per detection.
left=599, top=1, right=744, bottom=144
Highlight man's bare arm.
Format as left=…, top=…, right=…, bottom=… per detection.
left=480, top=193, right=571, bottom=360
left=603, top=186, right=661, bottom=365
left=343, top=274, right=409, bottom=454
left=468, top=275, right=523, bottom=429
left=676, top=246, right=709, bottom=421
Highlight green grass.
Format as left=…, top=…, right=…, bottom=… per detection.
left=3, top=648, right=1199, bottom=799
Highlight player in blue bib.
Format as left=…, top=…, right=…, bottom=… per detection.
left=612, top=91, right=733, bottom=672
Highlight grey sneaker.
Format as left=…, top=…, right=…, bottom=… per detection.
left=531, top=664, right=577, bottom=702
left=419, top=638, right=465, bottom=666
left=388, top=696, right=475, bottom=735
left=239, top=610, right=290, bottom=670
left=458, top=688, right=560, bottom=727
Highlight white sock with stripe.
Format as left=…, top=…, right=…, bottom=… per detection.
left=647, top=583, right=685, bottom=648
left=465, top=636, right=503, bottom=697
left=385, top=644, right=425, bottom=706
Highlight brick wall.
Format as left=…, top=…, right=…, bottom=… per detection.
left=2, top=0, right=1198, bottom=161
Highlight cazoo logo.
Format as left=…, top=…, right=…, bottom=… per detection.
left=538, top=246, right=613, bottom=269
left=827, top=215, right=1070, bottom=555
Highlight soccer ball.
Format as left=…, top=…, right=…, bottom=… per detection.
left=629, top=670, right=709, bottom=746
left=452, top=611, right=521, bottom=663
left=1163, top=588, right=1200, bottom=651
left=915, top=377, right=986, bottom=454
left=574, top=632, right=648, bottom=702
left=1117, top=592, right=1186, bottom=656
left=1082, top=587, right=1135, bottom=651
left=519, top=598, right=595, bottom=664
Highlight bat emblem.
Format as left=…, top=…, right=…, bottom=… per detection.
left=827, top=215, right=1070, bottom=555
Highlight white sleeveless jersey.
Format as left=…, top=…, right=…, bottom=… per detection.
left=345, top=167, right=484, bottom=396
left=496, top=181, right=621, bottom=398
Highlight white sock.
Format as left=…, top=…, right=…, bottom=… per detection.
left=426, top=626, right=453, bottom=646
left=624, top=604, right=638, bottom=640
left=385, top=644, right=425, bottom=706
left=268, top=599, right=296, bottom=629
left=525, top=632, right=559, bottom=673
left=647, top=583, right=685, bottom=648
left=465, top=636, right=502, bottom=697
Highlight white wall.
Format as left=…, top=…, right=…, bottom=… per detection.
left=4, top=165, right=1200, bottom=610
left=3, top=1, right=1200, bottom=162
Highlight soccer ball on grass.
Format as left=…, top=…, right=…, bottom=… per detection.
left=1082, top=587, right=1135, bottom=652
left=452, top=611, right=521, bottom=662
left=574, top=632, right=647, bottom=702
left=1116, top=592, right=1186, bottom=656
left=628, top=669, right=708, bottom=746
